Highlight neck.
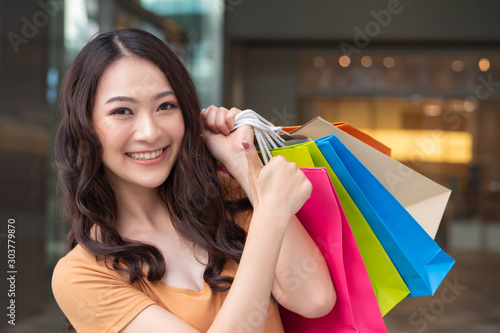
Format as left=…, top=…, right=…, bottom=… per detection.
left=113, top=182, right=171, bottom=237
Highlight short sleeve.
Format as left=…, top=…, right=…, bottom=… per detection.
left=51, top=248, right=156, bottom=333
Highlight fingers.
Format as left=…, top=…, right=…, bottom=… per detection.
left=226, top=107, right=240, bottom=130
left=267, top=156, right=312, bottom=215
left=202, top=105, right=225, bottom=134
left=248, top=153, right=312, bottom=218
left=243, top=141, right=263, bottom=181
left=201, top=106, right=241, bottom=136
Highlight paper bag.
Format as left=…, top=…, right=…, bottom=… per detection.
left=272, top=144, right=409, bottom=315
left=290, top=117, right=451, bottom=239
left=279, top=167, right=387, bottom=332
left=316, top=135, right=455, bottom=296
left=283, top=122, right=391, bottom=157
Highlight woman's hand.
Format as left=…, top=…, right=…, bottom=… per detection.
left=201, top=106, right=253, bottom=184
left=243, top=140, right=312, bottom=222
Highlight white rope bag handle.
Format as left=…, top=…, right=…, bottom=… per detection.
left=232, top=109, right=287, bottom=164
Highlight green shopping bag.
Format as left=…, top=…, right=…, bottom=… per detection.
left=316, top=135, right=455, bottom=297
left=271, top=142, right=410, bottom=316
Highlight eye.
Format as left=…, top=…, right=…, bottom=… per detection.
left=110, top=107, right=133, bottom=115
left=157, top=102, right=177, bottom=111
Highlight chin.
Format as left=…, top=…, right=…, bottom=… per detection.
left=137, top=178, right=168, bottom=189
left=137, top=172, right=172, bottom=189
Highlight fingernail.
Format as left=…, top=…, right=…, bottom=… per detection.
left=242, top=141, right=250, bottom=149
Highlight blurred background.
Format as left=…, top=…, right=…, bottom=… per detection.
left=1, top=0, right=499, bottom=332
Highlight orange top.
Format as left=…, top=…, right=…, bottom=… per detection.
left=51, top=173, right=284, bottom=333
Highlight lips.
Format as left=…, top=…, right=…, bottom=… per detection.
left=126, top=148, right=164, bottom=161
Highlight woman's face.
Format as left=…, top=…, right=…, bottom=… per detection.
left=92, top=57, right=185, bottom=191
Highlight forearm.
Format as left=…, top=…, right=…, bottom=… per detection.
left=120, top=210, right=292, bottom=333
left=273, top=215, right=336, bottom=318
left=228, top=166, right=252, bottom=203
left=226, top=162, right=335, bottom=317
left=208, top=209, right=288, bottom=333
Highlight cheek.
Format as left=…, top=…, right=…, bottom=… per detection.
left=94, top=120, right=128, bottom=153
left=176, top=120, right=186, bottom=141
left=169, top=113, right=186, bottom=142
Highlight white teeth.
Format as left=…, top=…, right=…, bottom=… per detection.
left=127, top=148, right=164, bottom=160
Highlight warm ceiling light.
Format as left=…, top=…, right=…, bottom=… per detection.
left=423, top=104, right=442, bottom=117
left=361, top=56, right=373, bottom=68
left=313, top=56, right=325, bottom=68
left=451, top=60, right=464, bottom=72
left=479, top=58, right=490, bottom=72
left=463, top=100, right=477, bottom=112
left=383, top=56, right=395, bottom=69
left=339, top=55, right=351, bottom=68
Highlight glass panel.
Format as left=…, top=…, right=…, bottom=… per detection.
left=300, top=97, right=473, bottom=164
left=299, top=52, right=500, bottom=96
left=298, top=51, right=500, bottom=250
left=140, top=0, right=224, bottom=107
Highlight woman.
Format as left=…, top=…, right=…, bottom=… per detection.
left=52, top=28, right=335, bottom=332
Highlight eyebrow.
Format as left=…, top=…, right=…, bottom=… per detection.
left=105, top=90, right=176, bottom=104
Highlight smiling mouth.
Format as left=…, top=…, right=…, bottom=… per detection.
left=126, top=148, right=164, bottom=160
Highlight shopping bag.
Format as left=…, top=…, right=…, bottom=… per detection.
left=316, top=134, right=455, bottom=296
left=279, top=167, right=387, bottom=333
left=283, top=122, right=391, bottom=157
left=272, top=143, right=409, bottom=315
left=290, top=117, right=451, bottom=239
left=233, top=110, right=408, bottom=314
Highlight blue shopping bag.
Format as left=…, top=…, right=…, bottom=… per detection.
left=316, top=134, right=455, bottom=297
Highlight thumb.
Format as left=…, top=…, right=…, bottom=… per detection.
left=242, top=141, right=263, bottom=180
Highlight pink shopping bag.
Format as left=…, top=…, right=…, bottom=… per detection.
left=279, top=167, right=387, bottom=332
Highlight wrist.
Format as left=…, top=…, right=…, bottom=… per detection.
left=220, top=151, right=246, bottom=177
left=221, top=160, right=254, bottom=204
left=250, top=205, right=291, bottom=233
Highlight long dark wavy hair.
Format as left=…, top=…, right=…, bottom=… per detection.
left=55, top=28, right=249, bottom=291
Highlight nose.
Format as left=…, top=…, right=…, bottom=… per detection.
left=133, top=112, right=161, bottom=143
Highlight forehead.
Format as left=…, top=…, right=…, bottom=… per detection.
left=96, top=57, right=172, bottom=99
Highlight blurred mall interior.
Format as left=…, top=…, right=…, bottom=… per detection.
left=1, top=0, right=499, bottom=332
